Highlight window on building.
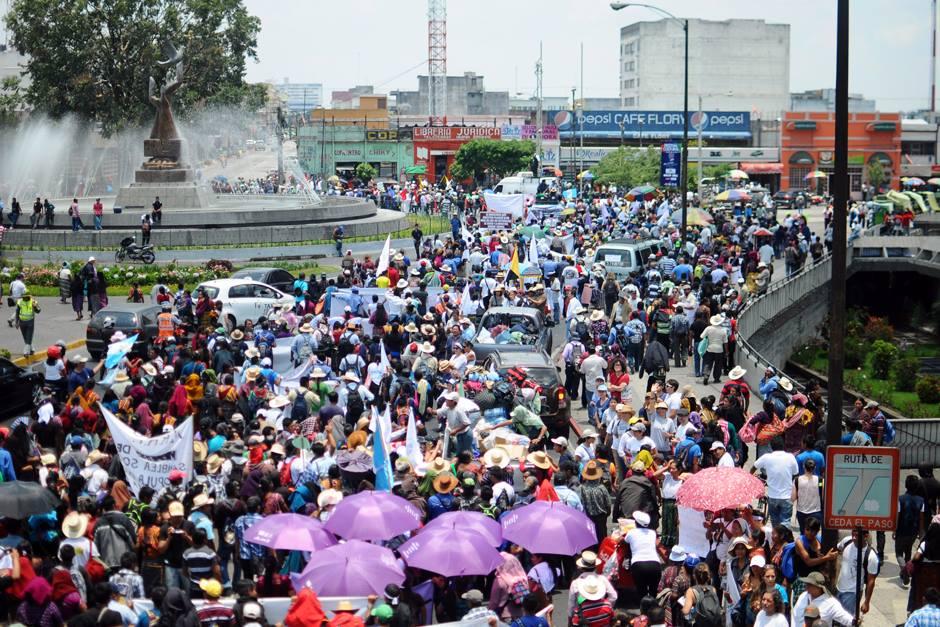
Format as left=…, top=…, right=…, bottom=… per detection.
left=848, top=167, right=862, bottom=193
left=624, top=97, right=636, bottom=107
left=903, top=141, right=936, bottom=156
left=624, top=42, right=635, bottom=55
left=625, top=61, right=635, bottom=72
left=624, top=79, right=635, bottom=89
left=789, top=166, right=810, bottom=189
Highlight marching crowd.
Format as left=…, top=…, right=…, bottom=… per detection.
left=0, top=186, right=929, bottom=627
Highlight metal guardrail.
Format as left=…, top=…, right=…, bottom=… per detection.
left=891, top=419, right=940, bottom=469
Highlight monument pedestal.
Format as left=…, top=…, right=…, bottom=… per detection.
left=115, top=136, right=209, bottom=209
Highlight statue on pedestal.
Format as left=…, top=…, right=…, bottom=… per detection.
left=144, top=42, right=186, bottom=171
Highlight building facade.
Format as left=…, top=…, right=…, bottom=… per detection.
left=618, top=18, right=789, bottom=117
left=392, top=72, right=509, bottom=117
left=297, top=126, right=414, bottom=179
left=900, top=118, right=939, bottom=178
left=790, top=88, right=876, bottom=112
left=781, top=111, right=901, bottom=197
left=277, top=83, right=323, bottom=112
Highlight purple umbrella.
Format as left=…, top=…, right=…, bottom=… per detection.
left=244, top=514, right=336, bottom=552
left=500, top=501, right=597, bottom=555
left=399, top=527, right=503, bottom=577
left=324, top=490, right=423, bottom=540
left=422, top=511, right=502, bottom=546
left=290, top=540, right=405, bottom=596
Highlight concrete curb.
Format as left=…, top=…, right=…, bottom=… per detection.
left=13, top=338, right=86, bottom=367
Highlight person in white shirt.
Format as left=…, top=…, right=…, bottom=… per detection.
left=835, top=528, right=879, bottom=617
left=790, top=571, right=854, bottom=627
left=574, top=430, right=597, bottom=466
left=527, top=554, right=557, bottom=594
left=752, top=437, right=799, bottom=526
left=754, top=589, right=789, bottom=627
left=711, top=441, right=735, bottom=468
left=649, top=402, right=677, bottom=453
left=579, top=348, right=608, bottom=406
left=617, top=422, right=657, bottom=466
left=792, top=458, right=822, bottom=534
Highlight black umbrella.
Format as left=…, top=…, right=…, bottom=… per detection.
left=0, top=481, right=61, bottom=519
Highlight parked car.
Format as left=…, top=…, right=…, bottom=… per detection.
left=85, top=303, right=162, bottom=361
left=195, top=279, right=294, bottom=327
left=772, top=190, right=795, bottom=210
left=483, top=350, right=571, bottom=439
left=0, top=357, right=43, bottom=418
left=230, top=267, right=296, bottom=294
left=471, top=307, right=553, bottom=362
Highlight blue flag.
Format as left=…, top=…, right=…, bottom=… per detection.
left=105, top=334, right=139, bottom=369
left=373, top=411, right=394, bottom=492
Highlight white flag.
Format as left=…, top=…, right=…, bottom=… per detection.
left=405, top=407, right=423, bottom=470
left=461, top=223, right=473, bottom=245
left=379, top=340, right=391, bottom=372
left=528, top=235, right=538, bottom=264
left=376, top=234, right=392, bottom=276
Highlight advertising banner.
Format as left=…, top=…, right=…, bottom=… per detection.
left=412, top=127, right=501, bottom=141
left=660, top=142, right=682, bottom=188
left=102, top=406, right=194, bottom=497
left=554, top=110, right=750, bottom=139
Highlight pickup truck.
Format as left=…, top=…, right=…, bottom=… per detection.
left=471, top=306, right=553, bottom=363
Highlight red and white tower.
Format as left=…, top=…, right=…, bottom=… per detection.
left=427, top=0, right=447, bottom=126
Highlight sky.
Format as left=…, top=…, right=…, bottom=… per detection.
left=244, top=0, right=936, bottom=113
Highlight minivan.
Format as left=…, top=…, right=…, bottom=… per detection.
left=592, top=238, right=664, bottom=279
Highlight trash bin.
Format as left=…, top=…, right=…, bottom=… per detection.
left=113, top=206, right=123, bottom=214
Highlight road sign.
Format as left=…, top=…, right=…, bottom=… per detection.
left=824, top=446, right=900, bottom=530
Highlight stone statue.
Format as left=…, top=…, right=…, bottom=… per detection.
left=145, top=42, right=186, bottom=170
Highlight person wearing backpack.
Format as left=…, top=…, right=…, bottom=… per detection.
left=682, top=562, right=723, bottom=627
left=669, top=304, right=691, bottom=367
left=290, top=323, right=318, bottom=367
left=834, top=528, right=879, bottom=618
left=339, top=372, right=371, bottom=427
left=93, top=495, right=137, bottom=570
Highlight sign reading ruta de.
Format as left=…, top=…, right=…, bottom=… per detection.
left=101, top=405, right=194, bottom=497
left=824, top=446, right=899, bottom=530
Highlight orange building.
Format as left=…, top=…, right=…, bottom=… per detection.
left=781, top=111, right=901, bottom=198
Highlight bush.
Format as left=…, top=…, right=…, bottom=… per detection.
left=870, top=340, right=899, bottom=379
left=916, top=375, right=940, bottom=404
left=0, top=348, right=10, bottom=359
left=894, top=356, right=921, bottom=392
left=844, top=337, right=866, bottom=370
left=864, top=316, right=895, bottom=343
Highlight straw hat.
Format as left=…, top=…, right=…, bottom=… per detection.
left=420, top=342, right=435, bottom=354
left=346, top=431, right=368, bottom=449
left=576, top=550, right=598, bottom=570
left=193, top=440, right=208, bottom=462
left=438, top=360, right=452, bottom=372
left=581, top=460, right=603, bottom=481
left=404, top=322, right=419, bottom=333
left=85, top=450, right=107, bottom=467
left=709, top=314, right=725, bottom=326
left=206, top=454, right=223, bottom=475
left=193, top=493, right=214, bottom=509
left=113, top=370, right=129, bottom=383
left=728, top=366, right=747, bottom=381
left=525, top=450, right=552, bottom=470
left=342, top=372, right=361, bottom=383
left=578, top=575, right=607, bottom=601
left=420, top=324, right=436, bottom=336
left=779, top=377, right=794, bottom=392
left=40, top=453, right=56, bottom=466
left=244, top=366, right=262, bottom=382
left=433, top=472, right=459, bottom=494
left=616, top=403, right=635, bottom=415
left=590, top=310, right=605, bottom=322
left=269, top=395, right=291, bottom=409
left=483, top=447, right=511, bottom=469
left=426, top=458, right=450, bottom=475
left=230, top=329, right=245, bottom=340
left=141, top=363, right=157, bottom=377
left=311, top=367, right=327, bottom=379
left=298, top=323, right=313, bottom=334
left=62, top=512, right=89, bottom=539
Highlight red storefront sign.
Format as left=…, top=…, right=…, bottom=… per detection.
left=412, top=126, right=501, bottom=141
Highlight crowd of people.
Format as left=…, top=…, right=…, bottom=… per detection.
left=0, top=182, right=928, bottom=627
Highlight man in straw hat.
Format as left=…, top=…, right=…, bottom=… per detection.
left=700, top=313, right=728, bottom=385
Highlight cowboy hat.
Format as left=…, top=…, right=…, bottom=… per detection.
left=342, top=372, right=361, bottom=383
left=244, top=366, right=262, bottom=382
left=426, top=458, right=450, bottom=475
left=422, top=312, right=436, bottom=322
left=576, top=550, right=598, bottom=570
left=778, top=377, right=794, bottom=392
left=230, top=329, right=245, bottom=340
left=420, top=342, right=435, bottom=354
left=420, top=324, right=436, bottom=336
left=589, top=309, right=605, bottom=322
left=709, top=314, right=725, bottom=326
left=85, top=450, right=107, bottom=467
left=577, top=575, right=607, bottom=601
left=141, top=362, right=157, bottom=377
left=404, top=322, right=419, bottom=333
left=438, top=360, right=452, bottom=372
left=40, top=453, right=56, bottom=466
left=311, top=367, right=327, bottom=379
left=581, top=460, right=603, bottom=481
left=483, top=447, right=511, bottom=469
left=206, top=454, right=223, bottom=475
left=269, top=395, right=291, bottom=409
left=245, top=347, right=261, bottom=359
left=615, top=403, right=635, bottom=414
left=193, top=440, right=208, bottom=462
left=334, top=600, right=357, bottom=613
left=317, top=488, right=344, bottom=508
left=112, top=370, right=130, bottom=383
left=525, top=450, right=552, bottom=470
left=433, top=472, right=459, bottom=494
left=728, top=366, right=747, bottom=381
left=298, top=323, right=313, bottom=334
left=193, top=493, right=214, bottom=509
left=62, top=512, right=89, bottom=539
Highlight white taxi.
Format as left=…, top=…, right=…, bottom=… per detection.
left=196, top=278, right=294, bottom=327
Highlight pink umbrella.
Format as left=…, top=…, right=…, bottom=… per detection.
left=290, top=540, right=405, bottom=596
left=422, top=511, right=502, bottom=546
left=400, top=527, right=503, bottom=576
left=676, top=466, right=766, bottom=512
left=500, top=500, right=596, bottom=555
left=244, top=514, right=336, bottom=552
left=324, top=490, right=423, bottom=540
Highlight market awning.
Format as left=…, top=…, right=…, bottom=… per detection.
left=739, top=162, right=782, bottom=174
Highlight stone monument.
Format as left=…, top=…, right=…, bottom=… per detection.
left=115, top=42, right=208, bottom=210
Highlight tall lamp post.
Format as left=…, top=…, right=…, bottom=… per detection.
left=611, top=2, right=688, bottom=238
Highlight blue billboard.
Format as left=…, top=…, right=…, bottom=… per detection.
left=553, top=110, right=751, bottom=140
left=660, top=143, right=682, bottom=188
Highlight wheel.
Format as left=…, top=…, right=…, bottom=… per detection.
left=114, top=250, right=125, bottom=263
left=31, top=382, right=43, bottom=406
left=141, top=250, right=155, bottom=264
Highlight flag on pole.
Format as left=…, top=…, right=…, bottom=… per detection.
left=508, top=246, right=522, bottom=286
left=376, top=234, right=392, bottom=277
left=528, top=235, right=538, bottom=264
left=405, top=408, right=422, bottom=470
left=105, top=334, right=139, bottom=369
left=379, top=340, right=391, bottom=372
left=373, top=410, right=394, bottom=491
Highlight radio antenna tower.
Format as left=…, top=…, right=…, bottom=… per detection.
left=427, top=0, right=447, bottom=126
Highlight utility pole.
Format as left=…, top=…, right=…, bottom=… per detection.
left=536, top=41, right=544, bottom=162
left=579, top=42, right=585, bottom=179
left=824, top=0, right=850, bottom=549
left=276, top=106, right=285, bottom=185
left=932, top=0, right=937, bottom=112
left=697, top=95, right=704, bottom=194
left=571, top=87, right=577, bottom=183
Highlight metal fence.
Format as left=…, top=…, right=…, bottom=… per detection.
left=893, top=419, right=940, bottom=469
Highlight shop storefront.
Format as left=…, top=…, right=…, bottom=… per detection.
left=297, top=126, right=414, bottom=179
left=411, top=126, right=502, bottom=183
left=781, top=111, right=901, bottom=197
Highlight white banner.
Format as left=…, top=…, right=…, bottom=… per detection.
left=101, top=405, right=194, bottom=497
left=329, top=288, right=443, bottom=335
left=483, top=192, right=525, bottom=219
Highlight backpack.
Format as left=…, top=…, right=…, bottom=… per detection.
left=883, top=418, right=896, bottom=444
left=674, top=441, right=696, bottom=472
left=336, top=332, right=354, bottom=361
left=291, top=393, right=309, bottom=422
left=691, top=585, right=722, bottom=627
left=670, top=314, right=690, bottom=336
left=508, top=580, right=529, bottom=605
left=296, top=335, right=315, bottom=363
left=93, top=516, right=135, bottom=569
left=779, top=537, right=804, bottom=582
left=575, top=320, right=590, bottom=342
left=61, top=455, right=82, bottom=480
left=344, top=383, right=365, bottom=425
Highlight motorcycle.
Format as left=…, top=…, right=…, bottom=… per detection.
left=115, top=236, right=155, bottom=264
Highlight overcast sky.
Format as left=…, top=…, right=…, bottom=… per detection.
left=244, top=0, right=935, bottom=113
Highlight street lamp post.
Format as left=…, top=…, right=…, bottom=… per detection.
left=611, top=2, right=688, bottom=238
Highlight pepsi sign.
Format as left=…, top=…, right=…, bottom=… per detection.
left=554, top=110, right=750, bottom=139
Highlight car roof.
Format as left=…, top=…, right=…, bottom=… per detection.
left=231, top=267, right=282, bottom=274
left=491, top=351, right=554, bottom=368
left=599, top=238, right=658, bottom=248
left=96, top=303, right=161, bottom=314
left=198, top=278, right=271, bottom=287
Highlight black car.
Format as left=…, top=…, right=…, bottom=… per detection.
left=772, top=190, right=795, bottom=209
left=484, top=350, right=572, bottom=440
left=230, top=267, right=296, bottom=294
left=0, top=357, right=43, bottom=417
left=86, top=303, right=162, bottom=361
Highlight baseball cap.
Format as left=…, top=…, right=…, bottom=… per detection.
left=371, top=604, right=394, bottom=622
left=199, top=578, right=223, bottom=598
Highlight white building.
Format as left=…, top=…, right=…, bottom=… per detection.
left=277, top=82, right=323, bottom=112
left=618, top=18, right=789, bottom=118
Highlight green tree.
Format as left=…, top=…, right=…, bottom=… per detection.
left=592, top=146, right=660, bottom=189
left=0, top=76, right=24, bottom=125
left=355, top=162, right=376, bottom=182
left=6, top=0, right=262, bottom=135
left=867, top=160, right=885, bottom=192
left=450, top=138, right=535, bottom=184
left=687, top=162, right=733, bottom=191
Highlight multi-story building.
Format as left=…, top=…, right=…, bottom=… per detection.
left=790, top=88, right=876, bottom=112
left=618, top=18, right=789, bottom=117
left=391, top=72, right=509, bottom=118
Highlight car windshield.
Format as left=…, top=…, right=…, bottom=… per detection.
left=235, top=270, right=267, bottom=282
left=197, top=285, right=219, bottom=299
left=479, top=313, right=538, bottom=334
left=91, top=311, right=137, bottom=327
left=595, top=247, right=631, bottom=265
left=498, top=366, right=558, bottom=387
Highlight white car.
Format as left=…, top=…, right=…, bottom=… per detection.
left=196, top=279, right=294, bottom=327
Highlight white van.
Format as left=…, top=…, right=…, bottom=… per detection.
left=493, top=173, right=558, bottom=195
left=592, top=239, right=665, bottom=279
